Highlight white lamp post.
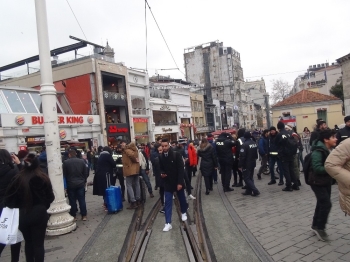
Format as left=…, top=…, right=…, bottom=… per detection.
left=34, top=0, right=76, bottom=235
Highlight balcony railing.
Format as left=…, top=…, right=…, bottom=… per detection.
left=155, top=120, right=177, bottom=126
left=104, top=91, right=126, bottom=100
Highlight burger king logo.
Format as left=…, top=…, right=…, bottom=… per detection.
left=15, top=115, right=25, bottom=125
left=87, top=116, right=94, bottom=124
left=59, top=129, right=67, bottom=139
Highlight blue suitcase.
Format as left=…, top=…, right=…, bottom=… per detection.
left=105, top=173, right=123, bottom=213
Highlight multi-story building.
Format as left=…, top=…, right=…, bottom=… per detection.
left=337, top=53, right=350, bottom=115
left=190, top=93, right=209, bottom=139
left=0, top=37, right=149, bottom=148
left=184, top=41, right=246, bottom=130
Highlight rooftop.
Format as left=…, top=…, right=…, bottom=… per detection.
left=272, top=89, right=340, bottom=108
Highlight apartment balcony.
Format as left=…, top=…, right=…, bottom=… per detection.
left=103, top=91, right=127, bottom=106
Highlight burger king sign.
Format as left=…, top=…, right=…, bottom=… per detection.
left=59, top=129, right=67, bottom=139
left=15, top=115, right=25, bottom=125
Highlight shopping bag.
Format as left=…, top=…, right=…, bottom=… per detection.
left=0, top=207, right=24, bottom=245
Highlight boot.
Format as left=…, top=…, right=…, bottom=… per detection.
left=136, top=200, right=143, bottom=206
left=205, top=189, right=210, bottom=195
left=127, top=201, right=138, bottom=209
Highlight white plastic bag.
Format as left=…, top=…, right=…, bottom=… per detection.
left=0, top=207, right=24, bottom=245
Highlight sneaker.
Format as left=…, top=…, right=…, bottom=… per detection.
left=311, top=225, right=317, bottom=230
left=313, top=229, right=329, bottom=242
left=181, top=213, right=187, bottom=221
left=127, top=202, right=138, bottom=209
left=241, top=191, right=252, bottom=196
left=154, top=186, right=158, bottom=190
left=82, top=216, right=87, bottom=221
left=159, top=208, right=165, bottom=214
left=224, top=187, right=234, bottom=192
left=188, top=194, right=196, bottom=200
left=173, top=195, right=175, bottom=200
left=257, top=174, right=262, bottom=180
left=282, top=187, right=293, bottom=192
left=163, top=223, right=172, bottom=232
left=251, top=191, right=260, bottom=197
left=292, top=184, right=300, bottom=190
left=268, top=180, right=276, bottom=185
left=278, top=181, right=284, bottom=186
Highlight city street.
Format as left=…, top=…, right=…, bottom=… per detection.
left=2, top=164, right=350, bottom=262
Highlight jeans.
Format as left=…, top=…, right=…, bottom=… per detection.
left=258, top=155, right=268, bottom=176
left=67, top=186, right=87, bottom=217
left=311, top=185, right=332, bottom=230
left=164, top=189, right=188, bottom=224
left=126, top=175, right=140, bottom=202
left=281, top=159, right=296, bottom=188
left=19, top=205, right=49, bottom=262
left=242, top=167, right=259, bottom=194
left=269, top=156, right=283, bottom=182
left=140, top=169, right=153, bottom=194
left=219, top=161, right=232, bottom=189
left=183, top=168, right=192, bottom=195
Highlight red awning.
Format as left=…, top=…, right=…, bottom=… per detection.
left=211, top=129, right=237, bottom=136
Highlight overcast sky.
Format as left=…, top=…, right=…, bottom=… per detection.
left=1, top=0, right=350, bottom=93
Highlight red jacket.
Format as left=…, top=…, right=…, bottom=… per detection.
left=188, top=144, right=198, bottom=166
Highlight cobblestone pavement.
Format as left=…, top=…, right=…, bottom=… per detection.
left=225, top=163, right=350, bottom=262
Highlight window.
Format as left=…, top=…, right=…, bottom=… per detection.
left=317, top=109, right=327, bottom=123
left=193, top=101, right=198, bottom=111
left=250, top=105, right=253, bottom=111
left=0, top=94, right=8, bottom=113
left=2, top=90, right=25, bottom=113
left=57, top=94, right=73, bottom=114
left=132, top=96, right=146, bottom=115
left=198, top=102, right=202, bottom=112
left=31, top=93, right=43, bottom=113
left=17, top=91, right=38, bottom=113
left=251, top=115, right=254, bottom=121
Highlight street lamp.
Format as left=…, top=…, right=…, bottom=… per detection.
left=34, top=0, right=76, bottom=235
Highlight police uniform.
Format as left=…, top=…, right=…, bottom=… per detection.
left=238, top=132, right=259, bottom=196
left=336, top=125, right=350, bottom=146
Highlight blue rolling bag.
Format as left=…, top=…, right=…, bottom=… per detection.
left=105, top=173, right=123, bottom=213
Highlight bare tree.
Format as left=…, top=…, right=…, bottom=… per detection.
left=271, top=79, right=291, bottom=104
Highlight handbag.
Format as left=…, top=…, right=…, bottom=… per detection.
left=0, top=207, right=24, bottom=245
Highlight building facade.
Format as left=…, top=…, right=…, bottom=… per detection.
left=337, top=53, right=350, bottom=116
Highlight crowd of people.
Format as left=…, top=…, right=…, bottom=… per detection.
left=2, top=115, right=350, bottom=261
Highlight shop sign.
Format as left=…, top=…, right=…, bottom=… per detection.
left=59, top=130, right=67, bottom=139
left=15, top=115, right=25, bottom=125
left=109, top=126, right=128, bottom=133
left=133, top=118, right=148, bottom=123
left=87, top=116, right=94, bottom=124
left=19, top=146, right=27, bottom=151
left=162, top=128, right=172, bottom=132
left=195, top=126, right=215, bottom=133
left=32, top=116, right=84, bottom=125
left=22, top=128, right=30, bottom=133
left=27, top=137, right=45, bottom=142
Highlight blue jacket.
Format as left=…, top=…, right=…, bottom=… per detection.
left=258, top=136, right=268, bottom=156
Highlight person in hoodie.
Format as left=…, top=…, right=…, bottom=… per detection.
left=234, top=128, right=246, bottom=188
left=0, top=149, right=21, bottom=262
left=268, top=126, right=284, bottom=185
left=257, top=129, right=269, bottom=180
left=216, top=132, right=236, bottom=192
left=308, top=129, right=337, bottom=241
left=122, top=141, right=141, bottom=209
left=207, top=133, right=218, bottom=184
left=239, top=132, right=260, bottom=196
left=93, top=147, right=116, bottom=211
left=197, top=138, right=218, bottom=195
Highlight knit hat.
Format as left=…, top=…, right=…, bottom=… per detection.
left=277, top=121, right=285, bottom=130
left=344, top=116, right=350, bottom=123
left=269, top=126, right=276, bottom=131
left=243, top=131, right=251, bottom=139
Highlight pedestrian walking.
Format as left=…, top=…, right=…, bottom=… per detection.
left=138, top=144, right=154, bottom=198
left=4, top=153, right=55, bottom=262
left=64, top=149, right=89, bottom=220
left=151, top=144, right=165, bottom=213
left=267, top=126, right=284, bottom=185
left=235, top=128, right=246, bottom=188
left=0, top=149, right=21, bottom=262
left=307, top=129, right=337, bottom=241
left=207, top=133, right=218, bottom=184
left=257, top=129, right=269, bottom=180
left=197, top=138, right=218, bottom=195
left=239, top=132, right=260, bottom=196
left=122, top=141, right=141, bottom=209
left=159, top=138, right=188, bottom=232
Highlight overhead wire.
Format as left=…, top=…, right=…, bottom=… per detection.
left=144, top=0, right=148, bottom=72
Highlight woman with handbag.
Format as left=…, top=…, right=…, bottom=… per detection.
left=0, top=149, right=22, bottom=262
left=4, top=153, right=55, bottom=262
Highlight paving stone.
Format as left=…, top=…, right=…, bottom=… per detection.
left=300, top=251, right=324, bottom=261
left=319, top=251, right=344, bottom=261
left=298, top=245, right=320, bottom=255
left=281, top=252, right=305, bottom=262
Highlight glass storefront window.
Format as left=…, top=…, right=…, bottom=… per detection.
left=2, top=90, right=25, bottom=113
left=31, top=93, right=43, bottom=113
left=0, top=94, right=9, bottom=113
left=153, top=111, right=177, bottom=126
left=17, top=91, right=38, bottom=113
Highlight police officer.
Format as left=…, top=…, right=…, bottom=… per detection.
left=238, top=132, right=260, bottom=196
left=114, top=145, right=125, bottom=201
left=216, top=132, right=236, bottom=192
left=336, top=116, right=350, bottom=146
left=234, top=129, right=245, bottom=188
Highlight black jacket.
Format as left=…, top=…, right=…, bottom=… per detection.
left=151, top=151, right=164, bottom=188
left=238, top=139, right=258, bottom=169
left=197, top=144, right=218, bottom=177
left=63, top=157, right=89, bottom=189
left=159, top=148, right=185, bottom=192
left=235, top=137, right=245, bottom=160
left=93, top=151, right=116, bottom=196
left=268, top=133, right=279, bottom=156
left=276, top=128, right=294, bottom=161
left=0, top=164, right=17, bottom=209
left=309, top=129, right=321, bottom=146
left=336, top=126, right=350, bottom=145
left=216, top=136, right=236, bottom=164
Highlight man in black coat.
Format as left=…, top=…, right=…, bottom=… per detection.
left=234, top=128, right=246, bottom=188
left=310, top=120, right=328, bottom=146
left=63, top=149, right=89, bottom=220
left=159, top=138, right=188, bottom=232
left=216, top=132, right=236, bottom=192
left=276, top=122, right=299, bottom=191
left=336, top=115, right=350, bottom=145
left=268, top=126, right=284, bottom=185
left=239, top=132, right=260, bottom=196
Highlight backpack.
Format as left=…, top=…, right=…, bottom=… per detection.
left=283, top=132, right=298, bottom=156
left=303, top=149, right=325, bottom=186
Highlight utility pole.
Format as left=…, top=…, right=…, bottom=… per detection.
left=264, top=93, right=271, bottom=127
left=34, top=0, right=76, bottom=235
